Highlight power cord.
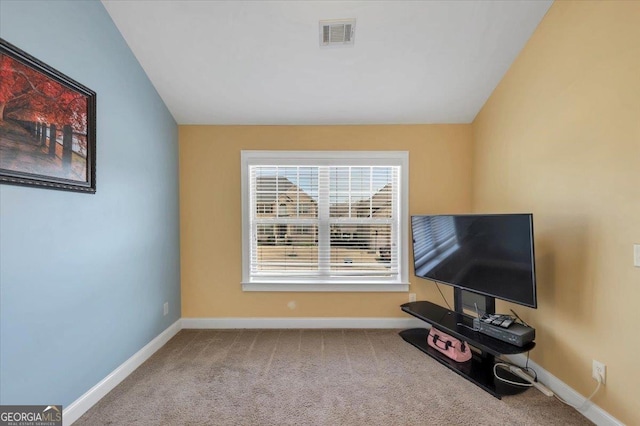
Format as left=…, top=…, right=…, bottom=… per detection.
left=493, top=358, right=553, bottom=396
left=494, top=356, right=604, bottom=410
left=434, top=282, right=452, bottom=310
left=493, top=362, right=533, bottom=387
left=524, top=351, right=537, bottom=381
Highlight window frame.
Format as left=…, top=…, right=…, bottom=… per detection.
left=241, top=150, right=409, bottom=292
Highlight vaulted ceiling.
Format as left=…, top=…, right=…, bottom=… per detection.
left=102, top=0, right=553, bottom=125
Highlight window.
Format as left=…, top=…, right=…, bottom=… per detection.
left=241, top=151, right=409, bottom=292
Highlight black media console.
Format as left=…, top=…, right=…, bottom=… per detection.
left=400, top=299, right=535, bottom=399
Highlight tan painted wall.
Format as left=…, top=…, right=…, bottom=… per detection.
left=472, top=1, right=640, bottom=423
left=180, top=125, right=472, bottom=318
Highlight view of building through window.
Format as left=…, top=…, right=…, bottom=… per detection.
left=251, top=165, right=397, bottom=277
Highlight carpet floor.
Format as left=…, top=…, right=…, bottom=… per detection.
left=75, top=329, right=592, bottom=425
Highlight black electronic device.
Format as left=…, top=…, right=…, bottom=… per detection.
left=472, top=318, right=535, bottom=347
left=411, top=214, right=537, bottom=308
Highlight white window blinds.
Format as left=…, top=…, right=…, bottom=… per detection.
left=242, top=151, right=409, bottom=291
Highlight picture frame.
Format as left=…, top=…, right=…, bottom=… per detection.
left=0, top=38, right=96, bottom=193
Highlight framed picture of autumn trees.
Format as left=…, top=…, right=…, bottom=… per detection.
left=0, top=38, right=96, bottom=193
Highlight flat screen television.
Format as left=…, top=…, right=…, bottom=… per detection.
left=411, top=214, right=537, bottom=309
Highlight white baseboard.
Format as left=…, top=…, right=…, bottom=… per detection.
left=63, top=319, right=182, bottom=426
left=181, top=316, right=425, bottom=329
left=504, top=354, right=622, bottom=426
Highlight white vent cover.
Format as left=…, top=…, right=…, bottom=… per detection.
left=319, top=19, right=356, bottom=47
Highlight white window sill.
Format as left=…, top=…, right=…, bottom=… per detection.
left=242, top=282, right=410, bottom=292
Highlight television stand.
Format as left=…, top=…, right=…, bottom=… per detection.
left=400, top=300, right=535, bottom=399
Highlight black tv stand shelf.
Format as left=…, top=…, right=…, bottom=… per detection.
left=400, top=300, right=535, bottom=399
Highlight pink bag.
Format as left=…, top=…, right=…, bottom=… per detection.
left=427, top=327, right=472, bottom=363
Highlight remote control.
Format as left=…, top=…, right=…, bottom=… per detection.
left=500, top=318, right=514, bottom=328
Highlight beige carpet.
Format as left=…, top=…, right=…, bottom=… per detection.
left=75, top=329, right=592, bottom=425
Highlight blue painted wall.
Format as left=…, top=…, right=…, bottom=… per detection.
left=0, top=0, right=180, bottom=407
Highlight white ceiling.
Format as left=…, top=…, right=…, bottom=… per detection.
left=102, top=0, right=552, bottom=125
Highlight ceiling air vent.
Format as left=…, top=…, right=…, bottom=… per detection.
left=319, top=19, right=356, bottom=47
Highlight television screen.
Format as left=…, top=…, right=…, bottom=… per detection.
left=411, top=214, right=537, bottom=308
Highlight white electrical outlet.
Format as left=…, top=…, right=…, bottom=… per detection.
left=163, top=302, right=169, bottom=316
left=592, top=360, right=606, bottom=384
left=634, top=244, right=640, bottom=267
left=409, top=293, right=416, bottom=302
